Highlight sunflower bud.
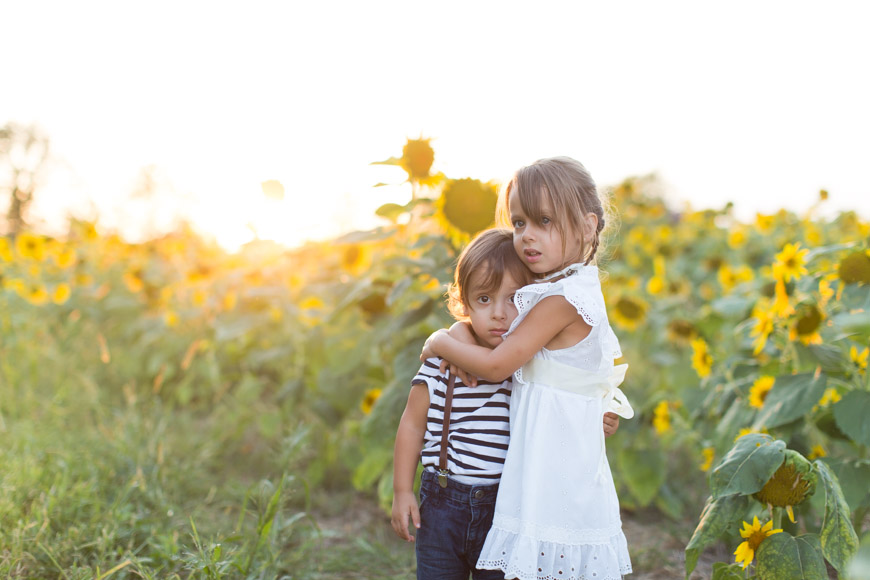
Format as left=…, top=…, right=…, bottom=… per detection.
left=753, top=449, right=817, bottom=522
left=401, top=138, right=435, bottom=181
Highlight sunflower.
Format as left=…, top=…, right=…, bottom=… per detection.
left=667, top=319, right=696, bottom=345
left=808, top=445, right=827, bottom=460
left=123, top=268, right=145, bottom=293
left=699, top=447, right=715, bottom=472
left=773, top=243, right=809, bottom=282
left=818, top=387, right=841, bottom=408
left=749, top=376, right=775, bottom=409
left=0, top=238, right=13, bottom=262
left=437, top=178, right=498, bottom=236
left=361, top=388, right=383, bottom=415
left=789, top=304, right=823, bottom=345
left=339, top=243, right=373, bottom=276
left=728, top=228, right=747, bottom=249
left=14, top=232, right=47, bottom=262
left=53, top=247, right=77, bottom=269
left=691, top=338, right=713, bottom=378
left=607, top=297, right=646, bottom=334
left=401, top=138, right=435, bottom=182
left=756, top=213, right=775, bottom=232
left=838, top=250, right=870, bottom=284
left=735, top=427, right=769, bottom=441
left=718, top=264, right=754, bottom=293
left=770, top=279, right=794, bottom=318
left=52, top=283, right=71, bottom=305
left=652, top=400, right=672, bottom=434
left=733, top=517, right=783, bottom=569
left=747, top=303, right=775, bottom=356
left=851, top=345, right=869, bottom=373
left=16, top=281, right=49, bottom=305
left=753, top=449, right=817, bottom=523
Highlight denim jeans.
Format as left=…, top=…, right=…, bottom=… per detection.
left=415, top=470, right=504, bottom=580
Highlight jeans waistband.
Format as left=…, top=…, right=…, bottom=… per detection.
left=421, top=469, right=499, bottom=504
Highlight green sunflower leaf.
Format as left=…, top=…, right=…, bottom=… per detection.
left=710, top=434, right=785, bottom=499
left=833, top=390, right=870, bottom=446
left=752, top=372, right=827, bottom=430
left=755, top=533, right=827, bottom=580
left=710, top=562, right=746, bottom=580
left=814, top=460, right=859, bottom=574
left=685, top=494, right=749, bottom=578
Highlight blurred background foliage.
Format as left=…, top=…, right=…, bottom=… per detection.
left=1, top=135, right=869, bottom=578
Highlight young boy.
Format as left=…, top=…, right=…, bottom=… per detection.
left=391, top=229, right=619, bottom=580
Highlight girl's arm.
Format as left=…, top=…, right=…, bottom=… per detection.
left=390, top=384, right=429, bottom=542
left=425, top=295, right=587, bottom=382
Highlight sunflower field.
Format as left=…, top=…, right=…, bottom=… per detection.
left=1, top=139, right=869, bottom=578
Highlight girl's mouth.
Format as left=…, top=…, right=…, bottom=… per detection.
left=525, top=249, right=541, bottom=262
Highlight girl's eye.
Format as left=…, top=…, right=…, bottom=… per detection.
left=541, top=217, right=551, bottom=225
left=512, top=219, right=525, bottom=228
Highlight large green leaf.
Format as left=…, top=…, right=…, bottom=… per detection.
left=833, top=390, right=870, bottom=446
left=710, top=434, right=785, bottom=499
left=685, top=494, right=749, bottom=578
left=815, top=460, right=859, bottom=573
left=755, top=533, right=827, bottom=579
left=752, top=372, right=827, bottom=430
left=617, top=445, right=665, bottom=507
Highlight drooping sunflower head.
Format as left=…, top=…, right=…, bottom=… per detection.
left=610, top=295, right=648, bottom=331
left=838, top=250, right=870, bottom=284
left=753, top=449, right=817, bottom=521
left=667, top=319, right=696, bottom=345
left=14, top=232, right=47, bottom=262
left=401, top=138, right=435, bottom=182
left=790, top=303, right=823, bottom=345
left=437, top=178, right=498, bottom=236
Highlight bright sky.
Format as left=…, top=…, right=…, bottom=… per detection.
left=4, top=1, right=869, bottom=251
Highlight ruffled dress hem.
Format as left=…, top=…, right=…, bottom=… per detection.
left=477, top=524, right=632, bottom=580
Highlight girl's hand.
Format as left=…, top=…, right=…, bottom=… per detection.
left=603, top=412, right=620, bottom=438
left=390, top=490, right=421, bottom=542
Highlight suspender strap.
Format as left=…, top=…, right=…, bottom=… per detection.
left=437, top=372, right=457, bottom=488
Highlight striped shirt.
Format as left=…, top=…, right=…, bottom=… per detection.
left=412, top=357, right=512, bottom=485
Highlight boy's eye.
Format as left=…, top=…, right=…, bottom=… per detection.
left=508, top=294, right=516, bottom=304
left=477, top=295, right=491, bottom=304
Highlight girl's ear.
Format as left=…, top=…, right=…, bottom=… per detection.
left=584, top=213, right=599, bottom=242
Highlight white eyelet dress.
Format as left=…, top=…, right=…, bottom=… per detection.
left=476, top=264, right=634, bottom=580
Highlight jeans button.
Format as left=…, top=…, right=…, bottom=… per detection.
left=474, top=489, right=484, bottom=499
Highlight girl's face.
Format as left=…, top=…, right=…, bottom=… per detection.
left=463, top=270, right=524, bottom=349
left=508, top=188, right=587, bottom=276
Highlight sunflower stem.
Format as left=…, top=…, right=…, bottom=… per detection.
left=772, top=506, right=782, bottom=530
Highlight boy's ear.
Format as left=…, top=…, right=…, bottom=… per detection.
left=460, top=303, right=470, bottom=317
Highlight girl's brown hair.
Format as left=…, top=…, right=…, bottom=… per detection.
left=496, top=156, right=608, bottom=266
left=446, top=228, right=532, bottom=319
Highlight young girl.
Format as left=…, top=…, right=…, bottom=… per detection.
left=392, top=228, right=619, bottom=580
left=421, top=157, right=634, bottom=579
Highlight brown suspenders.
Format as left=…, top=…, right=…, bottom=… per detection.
left=436, top=372, right=457, bottom=488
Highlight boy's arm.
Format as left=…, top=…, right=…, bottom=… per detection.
left=423, top=296, right=584, bottom=382
left=391, top=384, right=430, bottom=542
left=603, top=412, right=619, bottom=437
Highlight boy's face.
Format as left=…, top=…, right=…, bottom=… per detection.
left=463, top=270, right=524, bottom=349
